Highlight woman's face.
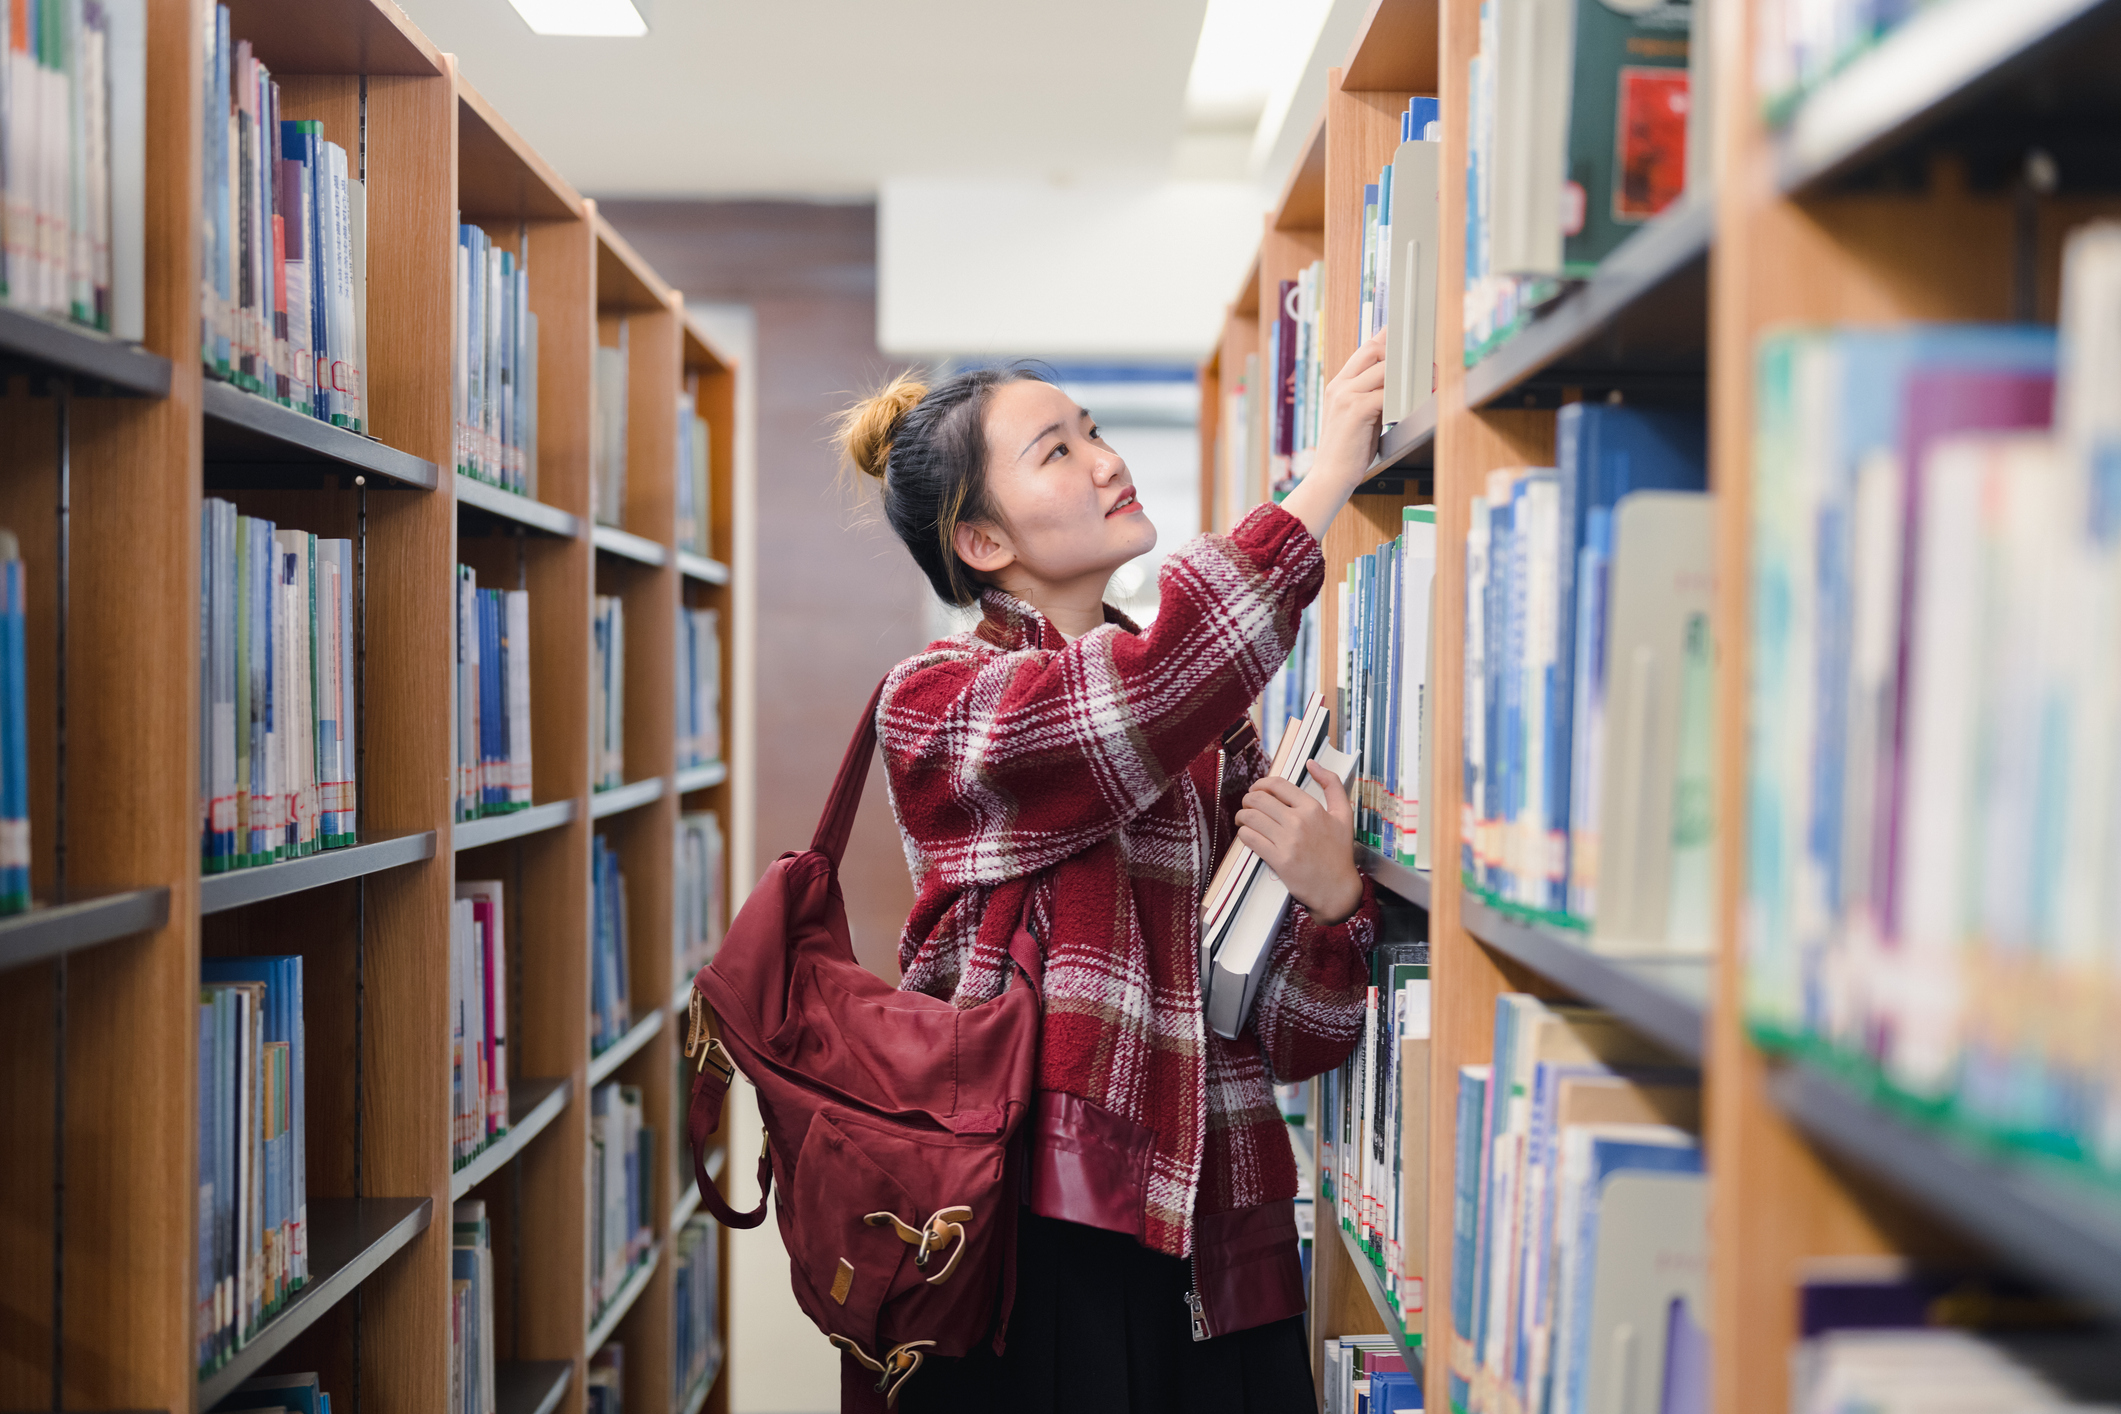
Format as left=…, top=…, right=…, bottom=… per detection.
left=964, top=378, right=1157, bottom=594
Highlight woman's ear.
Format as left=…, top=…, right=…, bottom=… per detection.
left=953, top=518, right=1015, bottom=575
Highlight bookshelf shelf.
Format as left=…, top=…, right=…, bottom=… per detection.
left=449, top=1075, right=572, bottom=1201
left=454, top=473, right=581, bottom=539
left=1767, top=1062, right=2121, bottom=1319
left=194, top=1197, right=433, bottom=1411
left=452, top=800, right=578, bottom=852
left=1334, top=1222, right=1424, bottom=1377
left=1356, top=846, right=1431, bottom=910
left=586, top=1244, right=663, bottom=1353
left=0, top=305, right=171, bottom=395
left=678, top=1355, right=722, bottom=1414
left=674, top=761, right=727, bottom=794
left=495, top=1360, right=573, bottom=1414
left=1459, top=898, right=1707, bottom=1063
left=591, top=776, right=666, bottom=819
left=591, top=523, right=668, bottom=567
left=677, top=551, right=731, bottom=585
left=201, top=380, right=440, bottom=491
left=1774, top=0, right=2121, bottom=194
left=1461, top=196, right=1712, bottom=411
left=198, top=831, right=439, bottom=915
left=590, top=1008, right=664, bottom=1086
left=0, top=887, right=170, bottom=974
left=1370, top=399, right=1438, bottom=475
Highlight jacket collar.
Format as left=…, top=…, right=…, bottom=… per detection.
left=974, top=587, right=1140, bottom=652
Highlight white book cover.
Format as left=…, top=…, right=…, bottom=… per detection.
left=1385, top=140, right=1442, bottom=426
left=1589, top=491, right=1714, bottom=955
left=507, top=589, right=531, bottom=804
left=1398, top=510, right=1438, bottom=864
left=345, top=174, right=367, bottom=432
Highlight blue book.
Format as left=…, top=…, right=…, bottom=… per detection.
left=219, top=1370, right=323, bottom=1414
left=1371, top=1369, right=1422, bottom=1411
left=1557, top=1132, right=1704, bottom=1414
left=0, top=548, right=28, bottom=910
left=1552, top=405, right=1707, bottom=917
left=197, top=997, right=215, bottom=1370
left=1449, top=1064, right=1491, bottom=1414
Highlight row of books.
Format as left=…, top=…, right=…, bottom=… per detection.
left=1448, top=994, right=1703, bottom=1414
left=1745, top=224, right=2121, bottom=1172
left=203, top=8, right=368, bottom=428
left=586, top=1341, right=624, bottom=1414
left=6, top=0, right=143, bottom=334
left=450, top=1200, right=498, bottom=1414
left=1461, top=405, right=1712, bottom=951
left=1461, top=0, right=1698, bottom=364
left=1320, top=941, right=1430, bottom=1320
left=676, top=391, right=711, bottom=557
left=1265, top=258, right=1327, bottom=495
left=1338, top=507, right=1437, bottom=864
left=673, top=1214, right=724, bottom=1406
left=1213, top=351, right=1260, bottom=532
left=454, top=567, right=532, bottom=822
left=592, top=594, right=626, bottom=791
left=200, top=501, right=357, bottom=872
left=674, top=810, right=724, bottom=989
left=450, top=880, right=510, bottom=1169
left=1363, top=98, right=1442, bottom=430
left=1754, top=0, right=1901, bottom=116
left=592, top=325, right=628, bottom=529
left=454, top=223, right=537, bottom=495
left=588, top=1079, right=654, bottom=1318
left=210, top=1371, right=337, bottom=1414
left=591, top=832, right=633, bottom=1056
left=196, top=955, right=308, bottom=1375
left=1324, top=1336, right=1419, bottom=1414
left=1799, top=1327, right=2121, bottom=1414
left=0, top=531, right=27, bottom=913
left=676, top=605, right=722, bottom=772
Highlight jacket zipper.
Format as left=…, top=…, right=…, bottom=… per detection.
left=1185, top=1250, right=1210, bottom=1342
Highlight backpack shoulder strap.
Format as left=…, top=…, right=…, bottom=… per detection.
left=686, top=1029, right=772, bottom=1230
left=811, top=679, right=890, bottom=866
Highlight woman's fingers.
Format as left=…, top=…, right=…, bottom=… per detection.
left=1306, top=761, right=1353, bottom=826
left=1335, top=327, right=1387, bottom=382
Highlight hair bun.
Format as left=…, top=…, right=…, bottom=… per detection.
left=836, top=375, right=928, bottom=482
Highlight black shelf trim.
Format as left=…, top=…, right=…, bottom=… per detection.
left=591, top=524, right=667, bottom=567
left=450, top=1075, right=572, bottom=1201
left=1369, top=399, right=1437, bottom=476
left=1333, top=1221, right=1424, bottom=1377
left=453, top=799, right=578, bottom=852
left=195, top=1196, right=431, bottom=1411
left=496, top=1360, right=573, bottom=1414
left=589, top=1008, right=664, bottom=1087
left=1460, top=897, right=1707, bottom=1063
left=0, top=887, right=170, bottom=973
left=1357, top=846, right=1431, bottom=910
left=199, top=831, right=438, bottom=915
left=1770, top=1060, right=2121, bottom=1319
left=0, top=305, right=170, bottom=395
left=674, top=761, right=727, bottom=795
left=1776, top=0, right=2113, bottom=195
left=584, top=1241, right=662, bottom=1353
left=1464, top=197, right=1712, bottom=411
left=455, top=474, right=581, bottom=538
left=590, top=776, right=665, bottom=819
left=677, top=550, right=730, bottom=585
left=202, top=380, right=438, bottom=490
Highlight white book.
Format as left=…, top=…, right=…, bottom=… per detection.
left=507, top=590, right=531, bottom=804
left=1588, top=491, right=1715, bottom=955
left=346, top=174, right=368, bottom=433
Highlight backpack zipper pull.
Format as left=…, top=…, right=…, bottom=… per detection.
left=1185, top=1255, right=1210, bottom=1342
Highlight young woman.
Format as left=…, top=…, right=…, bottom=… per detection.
left=837, top=330, right=1391, bottom=1413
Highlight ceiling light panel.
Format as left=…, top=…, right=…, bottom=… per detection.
left=506, top=0, right=647, bottom=37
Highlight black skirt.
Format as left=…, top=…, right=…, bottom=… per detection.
left=897, top=1210, right=1314, bottom=1414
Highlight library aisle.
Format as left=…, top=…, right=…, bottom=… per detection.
left=5, top=1, right=2120, bottom=1414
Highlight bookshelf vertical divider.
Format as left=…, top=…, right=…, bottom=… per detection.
left=0, top=10, right=745, bottom=1414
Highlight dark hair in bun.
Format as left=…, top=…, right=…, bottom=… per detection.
left=835, top=363, right=1048, bottom=605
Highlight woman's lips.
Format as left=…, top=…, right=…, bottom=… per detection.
left=1106, top=491, right=1141, bottom=517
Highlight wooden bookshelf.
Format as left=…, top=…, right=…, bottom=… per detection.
left=1202, top=0, right=2121, bottom=1409
left=0, top=14, right=745, bottom=1414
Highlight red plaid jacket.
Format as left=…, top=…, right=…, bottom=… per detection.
left=877, top=502, right=1380, bottom=1258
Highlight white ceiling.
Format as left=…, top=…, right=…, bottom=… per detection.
left=401, top=0, right=1212, bottom=198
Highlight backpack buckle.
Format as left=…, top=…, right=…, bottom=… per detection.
left=863, top=1205, right=973, bottom=1285
left=829, top=1335, right=936, bottom=1407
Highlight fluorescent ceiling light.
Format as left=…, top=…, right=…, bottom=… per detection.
left=1184, top=0, right=1327, bottom=129
left=506, top=0, right=647, bottom=37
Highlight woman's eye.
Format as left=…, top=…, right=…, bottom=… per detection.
left=1046, top=442, right=1066, bottom=462
left=1088, top=424, right=1102, bottom=441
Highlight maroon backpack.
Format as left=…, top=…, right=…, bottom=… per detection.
left=681, top=683, right=1043, bottom=1411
